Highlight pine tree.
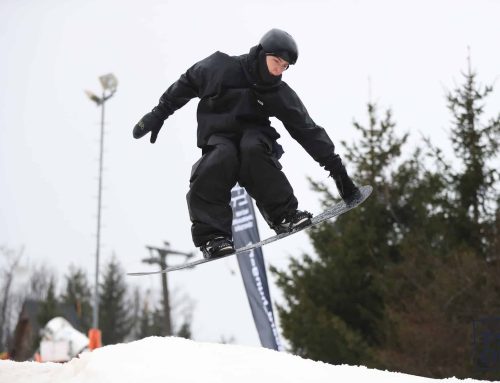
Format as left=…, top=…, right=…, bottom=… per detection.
left=136, top=301, right=163, bottom=339
left=272, top=103, right=408, bottom=366
left=37, top=277, right=61, bottom=328
left=373, top=61, right=500, bottom=379
left=176, top=321, right=192, bottom=339
left=99, top=256, right=133, bottom=345
left=444, top=56, right=500, bottom=255
left=133, top=289, right=193, bottom=340
left=151, top=307, right=166, bottom=336
left=60, top=266, right=92, bottom=332
left=137, top=301, right=154, bottom=339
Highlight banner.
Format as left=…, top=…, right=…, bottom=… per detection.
left=231, top=185, right=282, bottom=351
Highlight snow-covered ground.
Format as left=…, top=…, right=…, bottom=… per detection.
left=0, top=336, right=487, bottom=383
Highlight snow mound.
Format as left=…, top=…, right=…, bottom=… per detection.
left=0, top=336, right=482, bottom=383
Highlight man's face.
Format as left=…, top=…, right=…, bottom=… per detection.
left=265, top=55, right=290, bottom=77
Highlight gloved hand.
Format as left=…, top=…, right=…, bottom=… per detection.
left=332, top=170, right=360, bottom=202
left=324, top=155, right=360, bottom=203
left=133, top=110, right=164, bottom=144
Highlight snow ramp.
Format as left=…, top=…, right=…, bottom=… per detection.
left=0, top=336, right=483, bottom=383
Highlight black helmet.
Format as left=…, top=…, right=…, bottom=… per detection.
left=259, top=28, right=298, bottom=65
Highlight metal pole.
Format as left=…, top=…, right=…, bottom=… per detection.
left=93, top=90, right=106, bottom=329
left=158, top=254, right=172, bottom=336
left=142, top=244, right=193, bottom=336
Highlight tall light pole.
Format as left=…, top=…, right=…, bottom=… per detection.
left=85, top=74, right=118, bottom=345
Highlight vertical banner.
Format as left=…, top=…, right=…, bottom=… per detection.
left=231, top=184, right=282, bottom=351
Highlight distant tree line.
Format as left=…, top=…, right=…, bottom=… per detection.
left=272, top=60, right=500, bottom=380
left=0, top=253, right=192, bottom=356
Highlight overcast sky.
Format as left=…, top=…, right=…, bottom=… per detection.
left=1, top=0, right=500, bottom=347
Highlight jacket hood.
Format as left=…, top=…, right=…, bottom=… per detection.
left=239, top=45, right=282, bottom=89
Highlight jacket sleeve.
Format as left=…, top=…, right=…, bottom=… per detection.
left=268, top=82, right=338, bottom=169
left=152, top=60, right=206, bottom=120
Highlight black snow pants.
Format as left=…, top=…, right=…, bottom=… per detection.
left=187, top=129, right=298, bottom=247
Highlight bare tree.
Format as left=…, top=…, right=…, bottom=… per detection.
left=0, top=246, right=24, bottom=351
left=27, top=263, right=54, bottom=301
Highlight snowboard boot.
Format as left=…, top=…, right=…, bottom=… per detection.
left=272, top=210, right=313, bottom=235
left=201, top=236, right=235, bottom=259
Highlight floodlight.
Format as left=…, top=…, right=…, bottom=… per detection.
left=85, top=90, right=102, bottom=105
left=99, top=73, right=118, bottom=93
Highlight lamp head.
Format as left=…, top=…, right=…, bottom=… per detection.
left=99, top=73, right=118, bottom=93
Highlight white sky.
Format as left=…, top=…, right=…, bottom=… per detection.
left=1, top=0, right=500, bottom=347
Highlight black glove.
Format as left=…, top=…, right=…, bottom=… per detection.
left=133, top=109, right=164, bottom=144
left=324, top=155, right=360, bottom=203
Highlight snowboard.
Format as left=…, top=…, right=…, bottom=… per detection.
left=128, top=185, right=372, bottom=276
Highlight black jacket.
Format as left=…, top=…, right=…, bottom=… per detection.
left=154, top=45, right=338, bottom=169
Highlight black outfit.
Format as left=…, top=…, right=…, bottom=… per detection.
left=139, top=46, right=345, bottom=247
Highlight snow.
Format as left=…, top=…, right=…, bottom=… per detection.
left=39, top=317, right=89, bottom=362
left=0, top=337, right=486, bottom=383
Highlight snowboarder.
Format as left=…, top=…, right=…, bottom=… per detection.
left=133, top=28, right=360, bottom=259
